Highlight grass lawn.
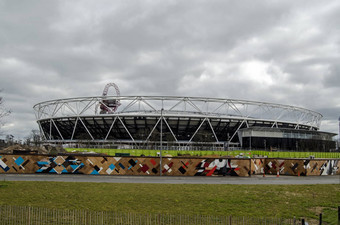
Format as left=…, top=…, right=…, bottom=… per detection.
left=0, top=181, right=339, bottom=223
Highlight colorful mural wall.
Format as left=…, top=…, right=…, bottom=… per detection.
left=250, top=159, right=265, bottom=175
left=304, top=159, right=340, bottom=176
left=0, top=154, right=339, bottom=176
left=0, top=155, right=251, bottom=176
left=253, top=158, right=340, bottom=176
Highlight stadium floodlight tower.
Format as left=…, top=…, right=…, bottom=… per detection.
left=99, top=83, right=121, bottom=114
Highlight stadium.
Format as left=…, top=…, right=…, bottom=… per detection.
left=33, top=83, right=336, bottom=152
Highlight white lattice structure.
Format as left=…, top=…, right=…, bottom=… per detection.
left=33, top=96, right=326, bottom=149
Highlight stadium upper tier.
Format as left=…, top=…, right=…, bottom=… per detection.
left=33, top=96, right=323, bottom=146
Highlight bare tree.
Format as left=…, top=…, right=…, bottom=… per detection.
left=0, top=91, right=11, bottom=133
left=26, top=129, right=41, bottom=146
left=5, top=134, right=14, bottom=144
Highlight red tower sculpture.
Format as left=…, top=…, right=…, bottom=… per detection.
left=99, top=83, right=121, bottom=114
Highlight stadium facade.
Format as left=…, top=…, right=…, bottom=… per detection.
left=33, top=90, right=336, bottom=152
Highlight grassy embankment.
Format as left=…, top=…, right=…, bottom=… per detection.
left=0, top=181, right=339, bottom=223
left=65, top=148, right=340, bottom=158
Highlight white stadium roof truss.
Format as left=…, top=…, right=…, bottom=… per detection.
left=34, top=96, right=323, bottom=145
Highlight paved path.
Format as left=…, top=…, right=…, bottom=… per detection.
left=1, top=174, right=339, bottom=185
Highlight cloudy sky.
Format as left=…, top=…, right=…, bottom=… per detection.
left=0, top=0, right=340, bottom=140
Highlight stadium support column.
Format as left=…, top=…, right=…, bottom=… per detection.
left=226, top=133, right=230, bottom=151
left=249, top=130, right=252, bottom=151
left=160, top=108, right=164, bottom=176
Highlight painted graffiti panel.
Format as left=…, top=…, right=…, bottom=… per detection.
left=305, top=160, right=340, bottom=176
left=251, top=159, right=265, bottom=175
left=0, top=155, right=251, bottom=177
left=0, top=155, right=339, bottom=176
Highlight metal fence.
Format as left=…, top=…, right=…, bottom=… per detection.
left=0, top=205, right=302, bottom=225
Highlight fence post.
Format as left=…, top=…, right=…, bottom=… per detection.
left=319, top=213, right=322, bottom=225
left=84, top=209, right=87, bottom=225
left=338, top=206, right=340, bottom=224
left=28, top=206, right=31, bottom=225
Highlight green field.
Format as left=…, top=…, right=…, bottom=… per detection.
left=65, top=148, right=340, bottom=158
left=0, top=181, right=339, bottom=224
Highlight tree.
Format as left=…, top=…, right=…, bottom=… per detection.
left=0, top=91, right=11, bottom=134
left=26, top=129, right=41, bottom=146
left=0, top=97, right=10, bottom=117
left=5, top=134, right=14, bottom=144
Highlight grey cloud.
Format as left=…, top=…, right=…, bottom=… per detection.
left=0, top=1, right=60, bottom=47
left=325, top=64, right=340, bottom=87
left=1, top=0, right=340, bottom=138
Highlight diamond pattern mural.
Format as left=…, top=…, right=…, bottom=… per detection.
left=0, top=155, right=251, bottom=176
left=0, top=155, right=338, bottom=176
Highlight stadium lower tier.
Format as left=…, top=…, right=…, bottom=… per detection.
left=238, top=127, right=336, bottom=152
left=38, top=116, right=336, bottom=152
